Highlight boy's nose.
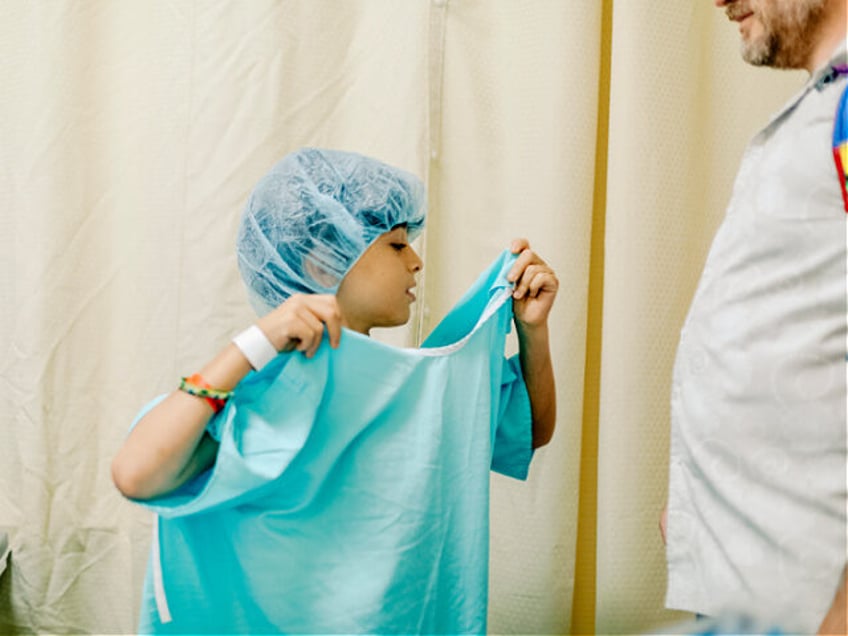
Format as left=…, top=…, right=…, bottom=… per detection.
left=408, top=248, right=423, bottom=272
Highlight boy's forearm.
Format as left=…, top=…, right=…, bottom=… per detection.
left=516, top=322, right=556, bottom=448
left=111, top=343, right=253, bottom=500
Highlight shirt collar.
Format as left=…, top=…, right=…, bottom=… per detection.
left=811, top=36, right=848, bottom=91
left=761, top=36, right=847, bottom=132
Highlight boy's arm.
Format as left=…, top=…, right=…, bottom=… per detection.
left=111, top=343, right=251, bottom=501
left=111, top=294, right=343, bottom=500
left=507, top=239, right=558, bottom=449
left=516, top=321, right=556, bottom=448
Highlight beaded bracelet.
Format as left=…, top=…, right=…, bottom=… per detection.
left=178, top=373, right=233, bottom=413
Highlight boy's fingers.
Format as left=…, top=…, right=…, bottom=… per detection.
left=525, top=275, right=542, bottom=299
left=324, top=319, right=342, bottom=349
left=264, top=293, right=343, bottom=356
left=295, top=310, right=325, bottom=358
left=509, top=237, right=529, bottom=254
left=294, top=331, right=314, bottom=355
left=308, top=297, right=343, bottom=349
left=513, top=263, right=543, bottom=297
left=507, top=247, right=535, bottom=282
left=322, top=298, right=343, bottom=348
left=280, top=338, right=299, bottom=353
left=528, top=270, right=558, bottom=298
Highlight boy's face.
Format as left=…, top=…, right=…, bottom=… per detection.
left=335, top=226, right=423, bottom=334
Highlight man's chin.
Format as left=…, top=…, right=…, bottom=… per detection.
left=740, top=36, right=775, bottom=66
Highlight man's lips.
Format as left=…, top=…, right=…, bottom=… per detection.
left=728, top=9, right=754, bottom=23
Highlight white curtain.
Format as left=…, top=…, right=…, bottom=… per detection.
left=0, top=1, right=804, bottom=633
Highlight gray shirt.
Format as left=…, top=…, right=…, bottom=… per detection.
left=665, top=40, right=847, bottom=633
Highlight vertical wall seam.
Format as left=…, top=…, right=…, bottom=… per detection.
left=417, top=0, right=448, bottom=346
left=570, top=0, right=613, bottom=633
left=173, top=1, right=196, bottom=374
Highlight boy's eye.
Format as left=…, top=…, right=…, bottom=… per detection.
left=390, top=243, right=407, bottom=251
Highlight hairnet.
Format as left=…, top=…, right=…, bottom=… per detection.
left=237, top=148, right=427, bottom=315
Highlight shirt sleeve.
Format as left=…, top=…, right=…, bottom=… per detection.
left=491, top=354, right=534, bottom=480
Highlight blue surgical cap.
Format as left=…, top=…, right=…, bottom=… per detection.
left=237, top=148, right=427, bottom=315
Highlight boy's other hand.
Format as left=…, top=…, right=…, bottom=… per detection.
left=257, top=294, right=343, bottom=359
left=506, top=238, right=558, bottom=329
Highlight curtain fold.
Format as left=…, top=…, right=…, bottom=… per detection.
left=434, top=5, right=603, bottom=631
left=0, top=1, right=806, bottom=633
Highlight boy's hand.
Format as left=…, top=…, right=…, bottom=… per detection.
left=507, top=238, right=559, bottom=329
left=256, top=294, right=343, bottom=358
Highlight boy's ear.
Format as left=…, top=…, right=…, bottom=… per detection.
left=304, top=256, right=340, bottom=290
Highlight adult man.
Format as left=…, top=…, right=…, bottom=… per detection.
left=662, top=0, right=847, bottom=633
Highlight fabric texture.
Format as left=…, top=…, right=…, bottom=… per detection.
left=237, top=147, right=427, bottom=315
left=133, top=250, right=533, bottom=634
left=665, top=41, right=848, bottom=633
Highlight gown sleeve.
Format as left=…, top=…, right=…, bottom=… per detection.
left=491, top=354, right=534, bottom=480
left=126, top=353, right=326, bottom=518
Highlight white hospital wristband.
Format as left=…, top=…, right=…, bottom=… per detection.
left=233, top=325, right=278, bottom=371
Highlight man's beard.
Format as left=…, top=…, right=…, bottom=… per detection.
left=736, top=0, right=828, bottom=69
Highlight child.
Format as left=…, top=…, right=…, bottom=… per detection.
left=112, top=148, right=558, bottom=634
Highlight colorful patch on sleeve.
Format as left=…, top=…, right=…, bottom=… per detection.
left=832, top=76, right=848, bottom=212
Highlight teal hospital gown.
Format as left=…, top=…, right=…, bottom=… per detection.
left=133, top=250, right=535, bottom=635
